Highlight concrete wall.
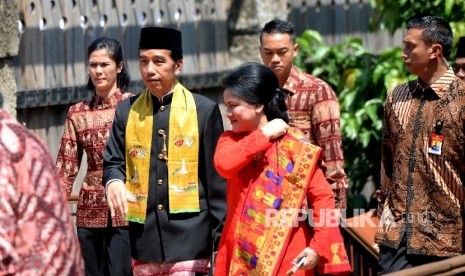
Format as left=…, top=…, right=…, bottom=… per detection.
left=0, top=0, right=19, bottom=116
left=226, top=0, right=287, bottom=66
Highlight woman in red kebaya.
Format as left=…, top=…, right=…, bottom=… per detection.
left=213, top=62, right=352, bottom=276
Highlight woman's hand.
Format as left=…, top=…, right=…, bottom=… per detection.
left=292, top=247, right=319, bottom=271
left=261, top=118, right=289, bottom=139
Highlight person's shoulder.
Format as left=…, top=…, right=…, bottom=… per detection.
left=287, top=127, right=313, bottom=144
left=0, top=109, right=25, bottom=132
left=400, top=79, right=415, bottom=88
left=119, top=93, right=141, bottom=107
left=67, top=98, right=92, bottom=113
left=390, top=80, right=414, bottom=95
left=284, top=127, right=323, bottom=153
left=303, top=72, right=331, bottom=87
left=109, top=94, right=140, bottom=122
left=290, top=66, right=332, bottom=88
left=121, top=91, right=135, bottom=100
left=458, top=80, right=465, bottom=93
left=450, top=78, right=465, bottom=103
left=0, top=109, right=15, bottom=133
left=221, top=130, right=239, bottom=138
left=383, top=81, right=414, bottom=106
left=0, top=109, right=51, bottom=162
left=452, top=76, right=465, bottom=89
left=191, top=92, right=218, bottom=107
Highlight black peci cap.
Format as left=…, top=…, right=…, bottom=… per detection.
left=138, top=27, right=182, bottom=55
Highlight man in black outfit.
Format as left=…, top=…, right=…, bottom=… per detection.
left=103, top=27, right=226, bottom=275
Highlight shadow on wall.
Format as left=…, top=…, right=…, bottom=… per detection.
left=0, top=92, right=3, bottom=108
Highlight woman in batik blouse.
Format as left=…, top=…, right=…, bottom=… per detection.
left=56, top=37, right=133, bottom=276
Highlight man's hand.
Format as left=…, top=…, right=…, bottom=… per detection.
left=106, top=180, right=128, bottom=219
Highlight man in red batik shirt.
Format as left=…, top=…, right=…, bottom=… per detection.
left=259, top=19, right=347, bottom=209
left=0, top=108, right=84, bottom=275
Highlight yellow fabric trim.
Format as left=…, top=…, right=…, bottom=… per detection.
left=168, top=82, right=200, bottom=213
left=125, top=89, right=152, bottom=223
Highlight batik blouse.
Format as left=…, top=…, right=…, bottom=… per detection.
left=56, top=89, right=133, bottom=227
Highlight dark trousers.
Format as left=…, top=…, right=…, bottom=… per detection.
left=378, top=235, right=447, bottom=274
left=77, top=226, right=132, bottom=276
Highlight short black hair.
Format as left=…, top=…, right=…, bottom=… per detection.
left=260, top=19, right=296, bottom=45
left=407, top=15, right=453, bottom=59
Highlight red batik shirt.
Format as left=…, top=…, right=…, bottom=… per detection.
left=0, top=109, right=84, bottom=275
left=56, top=89, right=133, bottom=228
left=284, top=66, right=347, bottom=208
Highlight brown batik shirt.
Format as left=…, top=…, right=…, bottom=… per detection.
left=284, top=66, right=347, bottom=209
left=376, top=69, right=465, bottom=257
left=56, top=89, right=133, bottom=228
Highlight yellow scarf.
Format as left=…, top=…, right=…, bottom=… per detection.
left=125, top=82, right=199, bottom=223
left=167, top=83, right=200, bottom=213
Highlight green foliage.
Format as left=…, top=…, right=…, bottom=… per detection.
left=370, top=0, right=465, bottom=38
left=295, top=31, right=414, bottom=207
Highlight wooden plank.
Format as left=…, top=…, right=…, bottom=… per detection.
left=347, top=0, right=363, bottom=39
left=196, top=0, right=214, bottom=74
left=116, top=0, right=140, bottom=87
left=333, top=0, right=347, bottom=44
left=317, top=1, right=335, bottom=45
left=388, top=255, right=465, bottom=276
left=42, top=0, right=65, bottom=88
left=63, top=1, right=87, bottom=90
left=18, top=0, right=45, bottom=90
left=178, top=0, right=198, bottom=76
left=289, top=0, right=305, bottom=35
left=213, top=0, right=229, bottom=71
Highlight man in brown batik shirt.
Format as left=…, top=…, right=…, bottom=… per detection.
left=376, top=15, right=465, bottom=274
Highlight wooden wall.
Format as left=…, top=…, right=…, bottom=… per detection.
left=15, top=0, right=230, bottom=190
left=288, top=0, right=404, bottom=53
left=16, top=0, right=229, bottom=105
